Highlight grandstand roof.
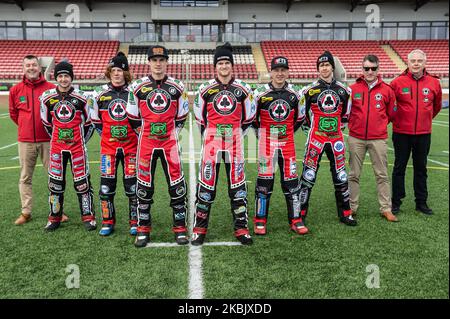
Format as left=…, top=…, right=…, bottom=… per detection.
left=0, top=0, right=443, bottom=13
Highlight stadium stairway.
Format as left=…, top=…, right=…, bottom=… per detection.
left=381, top=43, right=407, bottom=72
left=251, top=44, right=268, bottom=80
left=118, top=43, right=129, bottom=56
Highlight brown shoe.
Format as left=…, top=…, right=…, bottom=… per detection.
left=14, top=213, right=32, bottom=225
left=382, top=211, right=398, bottom=222
left=61, top=214, right=69, bottom=223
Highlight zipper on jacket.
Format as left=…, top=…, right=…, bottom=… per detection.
left=365, top=91, right=370, bottom=140
left=414, top=81, right=419, bottom=134
left=31, top=88, right=36, bottom=142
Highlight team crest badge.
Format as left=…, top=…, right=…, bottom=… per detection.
left=317, top=90, right=340, bottom=114
left=108, top=99, right=127, bottom=121
left=213, top=91, right=237, bottom=115
left=54, top=101, right=75, bottom=123
left=269, top=99, right=290, bottom=122
left=146, top=89, right=171, bottom=113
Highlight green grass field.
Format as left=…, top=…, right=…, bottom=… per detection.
left=0, top=103, right=448, bottom=299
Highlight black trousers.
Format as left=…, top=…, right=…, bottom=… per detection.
left=392, top=132, right=431, bottom=206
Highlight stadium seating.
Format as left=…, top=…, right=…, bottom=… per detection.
left=128, top=45, right=258, bottom=80
left=389, top=40, right=449, bottom=77
left=0, top=40, right=119, bottom=80
left=260, top=40, right=402, bottom=79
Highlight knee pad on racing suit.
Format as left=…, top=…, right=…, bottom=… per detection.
left=48, top=176, right=65, bottom=218
left=229, top=183, right=249, bottom=230
left=299, top=166, right=317, bottom=218
left=281, top=178, right=302, bottom=223
left=254, top=178, right=274, bottom=221
left=99, top=177, right=117, bottom=224
left=74, top=175, right=95, bottom=222
left=168, top=179, right=187, bottom=229
left=136, top=181, right=154, bottom=232
left=333, top=168, right=350, bottom=217
left=194, top=184, right=216, bottom=231
left=124, top=177, right=138, bottom=224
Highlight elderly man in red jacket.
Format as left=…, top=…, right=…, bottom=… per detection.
left=348, top=55, right=398, bottom=222
left=9, top=55, right=68, bottom=225
left=390, top=49, right=442, bottom=215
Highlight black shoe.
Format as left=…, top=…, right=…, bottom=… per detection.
left=134, top=233, right=150, bottom=248
left=236, top=234, right=253, bottom=245
left=340, top=215, right=357, bottom=226
left=191, top=233, right=206, bottom=246
left=44, top=221, right=60, bottom=232
left=416, top=203, right=433, bottom=215
left=234, top=229, right=253, bottom=245
left=392, top=200, right=402, bottom=215
left=175, top=232, right=189, bottom=245
left=83, top=220, right=97, bottom=231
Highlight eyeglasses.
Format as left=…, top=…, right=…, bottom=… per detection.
left=363, top=66, right=378, bottom=72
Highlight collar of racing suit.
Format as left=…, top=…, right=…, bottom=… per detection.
left=269, top=81, right=288, bottom=91
left=108, top=82, right=128, bottom=92
left=318, top=77, right=336, bottom=87
left=56, top=86, right=74, bottom=98
left=215, top=76, right=235, bottom=88
left=149, top=74, right=168, bottom=86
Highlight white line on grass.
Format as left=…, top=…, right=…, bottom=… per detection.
left=433, top=120, right=449, bottom=124
left=188, top=113, right=204, bottom=299
left=10, top=156, right=19, bottom=160
left=0, top=142, right=18, bottom=150
left=432, top=122, right=449, bottom=127
left=443, top=151, right=449, bottom=154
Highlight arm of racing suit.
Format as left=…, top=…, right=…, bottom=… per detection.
left=294, top=89, right=306, bottom=132
left=241, top=83, right=256, bottom=136
left=89, top=89, right=103, bottom=136
left=175, top=83, right=189, bottom=134
left=39, top=94, right=53, bottom=137
left=193, top=86, right=206, bottom=136
left=340, top=86, right=352, bottom=131
left=83, top=94, right=95, bottom=142
left=126, top=86, right=142, bottom=136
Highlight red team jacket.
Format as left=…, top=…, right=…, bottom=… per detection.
left=390, top=69, right=442, bottom=135
left=9, top=74, right=55, bottom=142
left=349, top=75, right=397, bottom=140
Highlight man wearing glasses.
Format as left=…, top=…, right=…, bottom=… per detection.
left=348, top=55, right=398, bottom=222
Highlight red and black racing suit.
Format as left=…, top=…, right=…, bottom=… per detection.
left=40, top=87, right=95, bottom=224
left=253, top=82, right=305, bottom=226
left=126, top=75, right=189, bottom=236
left=193, top=77, right=256, bottom=238
left=299, top=78, right=352, bottom=220
left=91, top=83, right=138, bottom=228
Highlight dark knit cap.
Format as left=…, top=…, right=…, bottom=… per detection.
left=214, top=42, right=234, bottom=66
left=316, top=51, right=335, bottom=70
left=147, top=45, right=169, bottom=60
left=54, top=61, right=74, bottom=80
left=109, top=52, right=129, bottom=71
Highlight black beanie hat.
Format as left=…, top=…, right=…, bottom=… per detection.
left=54, top=61, right=74, bottom=80
left=317, top=51, right=335, bottom=70
left=214, top=42, right=234, bottom=66
left=109, top=51, right=129, bottom=71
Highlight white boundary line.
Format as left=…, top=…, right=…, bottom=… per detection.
left=432, top=122, right=449, bottom=127
left=188, top=113, right=203, bottom=299
left=0, top=142, right=18, bottom=150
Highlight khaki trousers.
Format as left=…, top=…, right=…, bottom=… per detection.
left=18, top=142, right=50, bottom=216
left=348, top=136, right=391, bottom=213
